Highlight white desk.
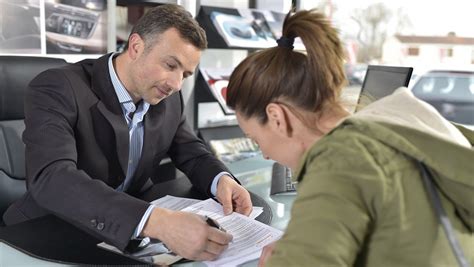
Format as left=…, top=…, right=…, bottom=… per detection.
left=0, top=242, right=75, bottom=267
left=0, top=156, right=296, bottom=266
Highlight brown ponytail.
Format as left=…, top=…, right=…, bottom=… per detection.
left=226, top=9, right=347, bottom=125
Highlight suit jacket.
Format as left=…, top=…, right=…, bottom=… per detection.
left=3, top=53, right=231, bottom=250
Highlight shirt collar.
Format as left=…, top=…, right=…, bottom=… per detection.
left=107, top=53, right=150, bottom=115
left=108, top=53, right=135, bottom=105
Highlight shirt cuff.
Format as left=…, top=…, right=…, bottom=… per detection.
left=210, top=172, right=232, bottom=196
left=132, top=204, right=155, bottom=239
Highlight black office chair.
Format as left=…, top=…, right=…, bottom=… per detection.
left=0, top=56, right=68, bottom=225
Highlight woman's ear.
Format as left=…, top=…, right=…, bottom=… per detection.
left=266, top=103, right=293, bottom=137
left=127, top=33, right=144, bottom=60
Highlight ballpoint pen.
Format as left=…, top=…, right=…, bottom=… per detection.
left=205, top=216, right=226, bottom=233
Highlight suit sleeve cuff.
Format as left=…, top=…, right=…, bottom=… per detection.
left=132, top=204, right=155, bottom=239
left=210, top=171, right=233, bottom=196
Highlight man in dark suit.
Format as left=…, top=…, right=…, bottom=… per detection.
left=3, top=4, right=251, bottom=261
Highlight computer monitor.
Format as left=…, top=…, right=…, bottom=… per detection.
left=356, top=65, right=413, bottom=112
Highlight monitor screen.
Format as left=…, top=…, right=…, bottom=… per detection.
left=356, top=65, right=413, bottom=111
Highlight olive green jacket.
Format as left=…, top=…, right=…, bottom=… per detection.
left=267, top=118, right=474, bottom=267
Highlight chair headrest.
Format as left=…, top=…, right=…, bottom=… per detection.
left=0, top=56, right=68, bottom=120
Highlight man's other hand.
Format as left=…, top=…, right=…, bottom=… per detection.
left=142, top=208, right=233, bottom=261
left=216, top=175, right=252, bottom=216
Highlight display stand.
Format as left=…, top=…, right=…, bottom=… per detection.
left=193, top=5, right=279, bottom=148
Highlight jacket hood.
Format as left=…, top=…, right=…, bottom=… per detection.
left=346, top=87, right=474, bottom=230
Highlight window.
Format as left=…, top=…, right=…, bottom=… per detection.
left=440, top=48, right=454, bottom=58
left=446, top=48, right=453, bottom=57
left=407, top=47, right=419, bottom=56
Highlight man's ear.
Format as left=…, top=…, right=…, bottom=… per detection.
left=127, top=33, right=144, bottom=60
left=266, top=103, right=293, bottom=137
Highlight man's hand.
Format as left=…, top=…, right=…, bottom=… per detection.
left=258, top=242, right=276, bottom=267
left=216, top=175, right=252, bottom=216
left=142, top=208, right=233, bottom=261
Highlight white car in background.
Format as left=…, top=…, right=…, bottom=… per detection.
left=410, top=69, right=474, bottom=129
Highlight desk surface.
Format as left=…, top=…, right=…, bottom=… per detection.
left=0, top=156, right=295, bottom=266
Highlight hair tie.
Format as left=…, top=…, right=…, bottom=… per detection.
left=276, top=36, right=294, bottom=49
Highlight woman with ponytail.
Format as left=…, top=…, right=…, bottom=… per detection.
left=227, top=9, right=474, bottom=267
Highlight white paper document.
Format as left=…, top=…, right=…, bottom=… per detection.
left=150, top=195, right=202, bottom=210
left=152, top=195, right=264, bottom=220
left=97, top=240, right=183, bottom=266
left=182, top=198, right=283, bottom=267
left=98, top=196, right=280, bottom=267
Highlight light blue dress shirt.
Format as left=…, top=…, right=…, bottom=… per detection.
left=107, top=54, right=227, bottom=238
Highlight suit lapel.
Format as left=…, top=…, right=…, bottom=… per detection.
left=95, top=102, right=129, bottom=177
left=89, top=53, right=130, bottom=179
